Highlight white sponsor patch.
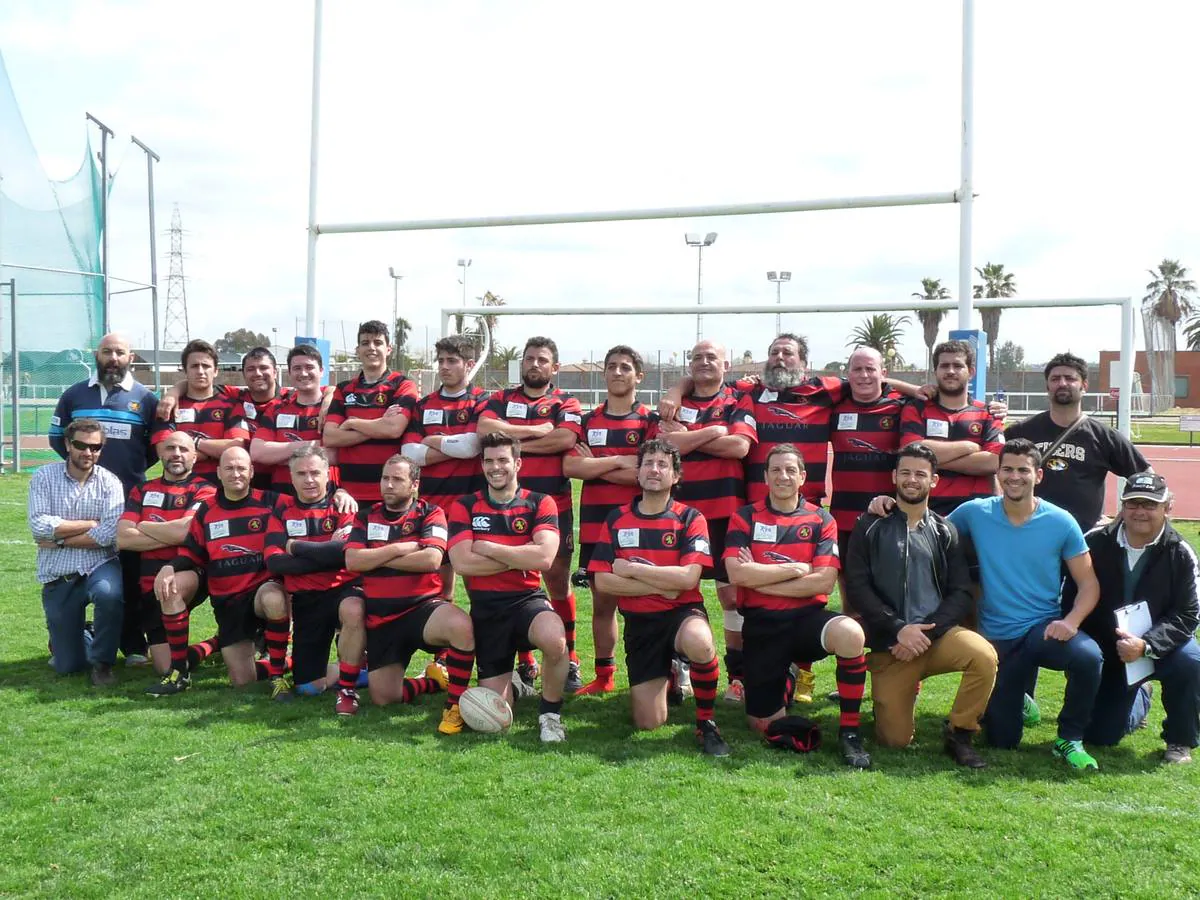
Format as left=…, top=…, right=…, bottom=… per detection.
left=564, top=412, right=582, bottom=424
left=472, top=516, right=492, bottom=531
left=175, top=408, right=196, bottom=424
left=190, top=502, right=203, bottom=512
left=51, top=415, right=61, bottom=427
left=505, top=401, right=528, bottom=419
left=588, top=428, right=609, bottom=446
left=367, top=522, right=391, bottom=542
left=758, top=390, right=778, bottom=403
left=743, top=414, right=757, bottom=429
left=208, top=519, right=230, bottom=539
left=926, top=419, right=950, bottom=438
left=102, top=422, right=131, bottom=440
left=143, top=491, right=166, bottom=508
left=286, top=519, right=308, bottom=537
left=243, top=402, right=257, bottom=420
left=678, top=406, right=699, bottom=424
left=694, top=538, right=710, bottom=556
left=838, top=413, right=859, bottom=430
left=617, top=528, right=640, bottom=548
left=429, top=525, right=448, bottom=541
left=423, top=408, right=444, bottom=425
left=753, top=522, right=778, bottom=542
left=345, top=393, right=358, bottom=405
left=276, top=413, right=298, bottom=428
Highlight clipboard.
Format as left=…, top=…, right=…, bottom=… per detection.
left=1114, top=601, right=1154, bottom=686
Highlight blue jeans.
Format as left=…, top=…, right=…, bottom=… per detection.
left=1086, top=638, right=1200, bottom=749
left=984, top=619, right=1103, bottom=747
left=42, top=559, right=124, bottom=674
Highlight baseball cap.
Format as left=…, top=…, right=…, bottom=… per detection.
left=1121, top=472, right=1168, bottom=503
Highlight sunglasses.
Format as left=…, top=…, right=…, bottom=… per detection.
left=1122, top=498, right=1161, bottom=509
left=70, top=439, right=104, bottom=453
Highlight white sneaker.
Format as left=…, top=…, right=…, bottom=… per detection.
left=511, top=669, right=538, bottom=700
left=539, top=712, right=567, bottom=743
left=124, top=653, right=151, bottom=668
left=672, top=658, right=694, bottom=699
left=723, top=679, right=745, bottom=704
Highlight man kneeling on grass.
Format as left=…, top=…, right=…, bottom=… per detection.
left=588, top=438, right=731, bottom=757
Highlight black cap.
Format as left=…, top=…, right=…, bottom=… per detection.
left=1121, top=472, right=1168, bottom=503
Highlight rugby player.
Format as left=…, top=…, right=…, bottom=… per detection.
left=153, top=447, right=293, bottom=699
left=401, top=335, right=487, bottom=600
left=477, top=337, right=584, bottom=693
left=564, top=345, right=657, bottom=695
left=323, top=320, right=418, bottom=504
left=117, top=432, right=218, bottom=694
left=588, top=439, right=731, bottom=756
left=345, top=455, right=475, bottom=730
left=447, top=433, right=569, bottom=743
left=251, top=344, right=336, bottom=497
left=725, top=444, right=872, bottom=768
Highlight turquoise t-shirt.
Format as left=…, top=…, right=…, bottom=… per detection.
left=948, top=496, right=1088, bottom=641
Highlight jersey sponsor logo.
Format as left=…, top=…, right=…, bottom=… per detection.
left=764, top=550, right=795, bottom=563
left=512, top=517, right=529, bottom=533
left=628, top=555, right=653, bottom=565
left=247, top=517, right=263, bottom=531
left=219, top=542, right=255, bottom=555
left=283, top=432, right=306, bottom=442
left=797, top=525, right=813, bottom=540
left=430, top=525, right=448, bottom=541
left=102, top=422, right=132, bottom=440
left=148, top=513, right=166, bottom=523
left=662, top=532, right=677, bottom=547
left=968, top=421, right=983, bottom=435
left=345, top=393, right=358, bottom=405
left=768, top=405, right=804, bottom=419
left=51, top=415, right=62, bottom=426
left=472, top=516, right=492, bottom=530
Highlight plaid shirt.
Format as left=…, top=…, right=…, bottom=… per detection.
left=28, top=462, right=124, bottom=584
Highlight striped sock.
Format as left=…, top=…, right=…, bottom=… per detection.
left=163, top=610, right=190, bottom=674
left=401, top=676, right=440, bottom=703
left=690, top=656, right=720, bottom=722
left=551, top=592, right=579, bottom=663
left=836, top=654, right=868, bottom=730
left=264, top=618, right=290, bottom=678
left=518, top=650, right=537, bottom=670
left=186, top=634, right=219, bottom=669
left=337, top=661, right=360, bottom=693
left=444, top=646, right=474, bottom=708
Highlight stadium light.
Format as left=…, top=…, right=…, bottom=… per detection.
left=767, top=270, right=792, bottom=335
left=684, top=232, right=718, bottom=342
left=389, top=266, right=405, bottom=369
left=457, top=258, right=472, bottom=311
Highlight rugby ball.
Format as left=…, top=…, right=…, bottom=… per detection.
left=459, top=686, right=513, bottom=733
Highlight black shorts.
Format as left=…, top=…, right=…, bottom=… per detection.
left=140, top=574, right=209, bottom=646
left=556, top=508, right=575, bottom=560
left=292, top=587, right=360, bottom=685
left=577, top=540, right=598, bottom=573
left=472, top=591, right=555, bottom=679
left=742, top=605, right=844, bottom=719
left=622, top=604, right=708, bottom=687
left=213, top=588, right=269, bottom=649
left=366, top=598, right=447, bottom=673
left=701, top=517, right=729, bottom=583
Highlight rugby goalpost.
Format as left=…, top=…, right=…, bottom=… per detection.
left=299, top=0, right=1136, bottom=439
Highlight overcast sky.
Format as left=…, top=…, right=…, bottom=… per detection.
left=2, top=1, right=1197, bottom=373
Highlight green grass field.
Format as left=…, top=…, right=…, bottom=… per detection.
left=0, top=476, right=1197, bottom=898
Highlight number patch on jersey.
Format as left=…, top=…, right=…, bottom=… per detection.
left=678, top=407, right=699, bottom=424
left=587, top=428, right=609, bottom=446
left=367, top=522, right=391, bottom=542
left=142, top=491, right=165, bottom=508
left=276, top=413, right=298, bottom=428
left=423, top=408, right=445, bottom=425
left=926, top=419, right=950, bottom=438
left=506, top=402, right=528, bottom=419
left=175, top=408, right=196, bottom=423
left=208, top=519, right=230, bottom=539
left=286, top=519, right=308, bottom=537
left=617, top=528, right=640, bottom=548
left=838, top=413, right=859, bottom=430
left=753, top=522, right=778, bottom=542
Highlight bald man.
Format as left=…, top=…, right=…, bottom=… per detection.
left=51, top=332, right=160, bottom=663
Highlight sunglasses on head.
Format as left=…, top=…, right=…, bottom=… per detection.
left=70, top=439, right=103, bottom=453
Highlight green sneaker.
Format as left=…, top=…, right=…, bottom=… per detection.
left=1053, top=738, right=1099, bottom=771
left=1022, top=693, right=1041, bottom=727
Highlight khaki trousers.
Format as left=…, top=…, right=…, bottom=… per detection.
left=867, top=625, right=998, bottom=748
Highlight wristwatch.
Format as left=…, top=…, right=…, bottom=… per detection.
left=1143, top=641, right=1158, bottom=660
left=54, top=538, right=66, bottom=548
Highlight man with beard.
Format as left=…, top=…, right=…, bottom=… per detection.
left=1005, top=352, right=1148, bottom=532
left=401, top=335, right=487, bottom=600
left=564, top=345, right=657, bottom=695
left=51, top=333, right=159, bottom=663
left=588, top=439, right=731, bottom=756
left=844, top=443, right=996, bottom=767
left=117, top=432, right=218, bottom=694
left=251, top=345, right=336, bottom=497
left=900, top=340, right=1004, bottom=516
left=477, top=337, right=585, bottom=694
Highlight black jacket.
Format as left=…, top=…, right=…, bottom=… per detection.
left=1067, top=520, right=1200, bottom=658
left=844, top=508, right=975, bottom=652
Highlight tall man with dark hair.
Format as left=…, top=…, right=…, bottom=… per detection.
left=589, top=438, right=731, bottom=756
left=323, top=320, right=418, bottom=504
left=50, top=332, right=159, bottom=664
left=447, top=433, right=570, bottom=742
left=565, top=344, right=657, bottom=695
left=845, top=443, right=997, bottom=767
left=477, top=336, right=585, bottom=693
left=251, top=345, right=334, bottom=496
left=401, top=334, right=487, bottom=600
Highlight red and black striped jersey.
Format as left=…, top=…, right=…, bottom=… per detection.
left=576, top=402, right=658, bottom=546
left=900, top=399, right=1004, bottom=515
left=325, top=370, right=418, bottom=504
left=151, top=394, right=250, bottom=480
left=738, top=376, right=845, bottom=506
left=121, top=474, right=217, bottom=589
left=478, top=386, right=583, bottom=514
left=674, top=387, right=758, bottom=522
left=587, top=499, right=711, bottom=614
left=829, top=390, right=905, bottom=534
left=446, top=489, right=558, bottom=609
left=402, top=386, right=487, bottom=512
left=264, top=493, right=357, bottom=594
left=254, top=394, right=327, bottom=496
left=217, top=384, right=292, bottom=435
left=724, top=499, right=840, bottom=611
left=174, top=489, right=281, bottom=602
left=345, top=499, right=447, bottom=626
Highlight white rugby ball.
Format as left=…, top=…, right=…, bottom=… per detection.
left=459, top=686, right=513, bottom=733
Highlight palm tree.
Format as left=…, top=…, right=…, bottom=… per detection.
left=455, top=290, right=507, bottom=351
left=912, top=277, right=950, bottom=381
left=973, top=262, right=1017, bottom=373
left=1143, top=259, right=1195, bottom=326
left=392, top=316, right=412, bottom=370
left=1184, top=317, right=1200, bottom=351
left=846, top=313, right=910, bottom=367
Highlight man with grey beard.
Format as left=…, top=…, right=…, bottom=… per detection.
left=50, top=332, right=160, bottom=663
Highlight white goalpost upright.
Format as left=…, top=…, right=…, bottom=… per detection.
left=300, top=0, right=1136, bottom=437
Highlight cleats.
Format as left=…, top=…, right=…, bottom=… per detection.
left=1023, top=693, right=1041, bottom=727
left=145, top=669, right=190, bottom=697
left=563, top=660, right=584, bottom=694
left=334, top=688, right=359, bottom=717
left=1052, top=738, right=1099, bottom=771
left=511, top=669, right=538, bottom=701
left=539, top=712, right=567, bottom=743
left=438, top=704, right=465, bottom=735
left=1164, top=744, right=1192, bottom=765
left=723, top=679, right=745, bottom=705
left=793, top=667, right=815, bottom=704
left=269, top=674, right=293, bottom=703
left=839, top=729, right=872, bottom=769
left=673, top=658, right=694, bottom=699
left=696, top=719, right=731, bottom=757
left=942, top=723, right=986, bottom=769
left=424, top=661, right=450, bottom=691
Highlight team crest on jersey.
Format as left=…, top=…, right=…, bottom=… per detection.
left=211, top=408, right=224, bottom=421
left=174, top=494, right=188, bottom=508
left=247, top=517, right=262, bottom=532
left=401, top=521, right=416, bottom=535
left=798, top=525, right=813, bottom=540
left=625, top=431, right=639, bottom=444
left=662, top=532, right=677, bottom=547
left=879, top=416, right=894, bottom=430
left=512, top=517, right=529, bottom=533
left=711, top=407, right=724, bottom=419
left=537, top=405, right=551, bottom=418
left=375, top=393, right=388, bottom=405
left=968, top=421, right=983, bottom=435
left=128, top=401, right=141, bottom=413
left=456, top=409, right=470, bottom=424
left=323, top=518, right=335, bottom=532
left=306, top=416, right=320, bottom=429
left=1045, top=457, right=1068, bottom=471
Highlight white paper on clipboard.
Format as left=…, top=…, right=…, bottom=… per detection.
left=1114, top=601, right=1154, bottom=686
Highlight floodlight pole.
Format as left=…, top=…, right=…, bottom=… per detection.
left=304, top=0, right=324, bottom=336
left=86, top=113, right=114, bottom=332
left=388, top=267, right=404, bottom=370
left=767, top=271, right=792, bottom=336
left=131, top=135, right=162, bottom=390
left=956, top=0, right=975, bottom=329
